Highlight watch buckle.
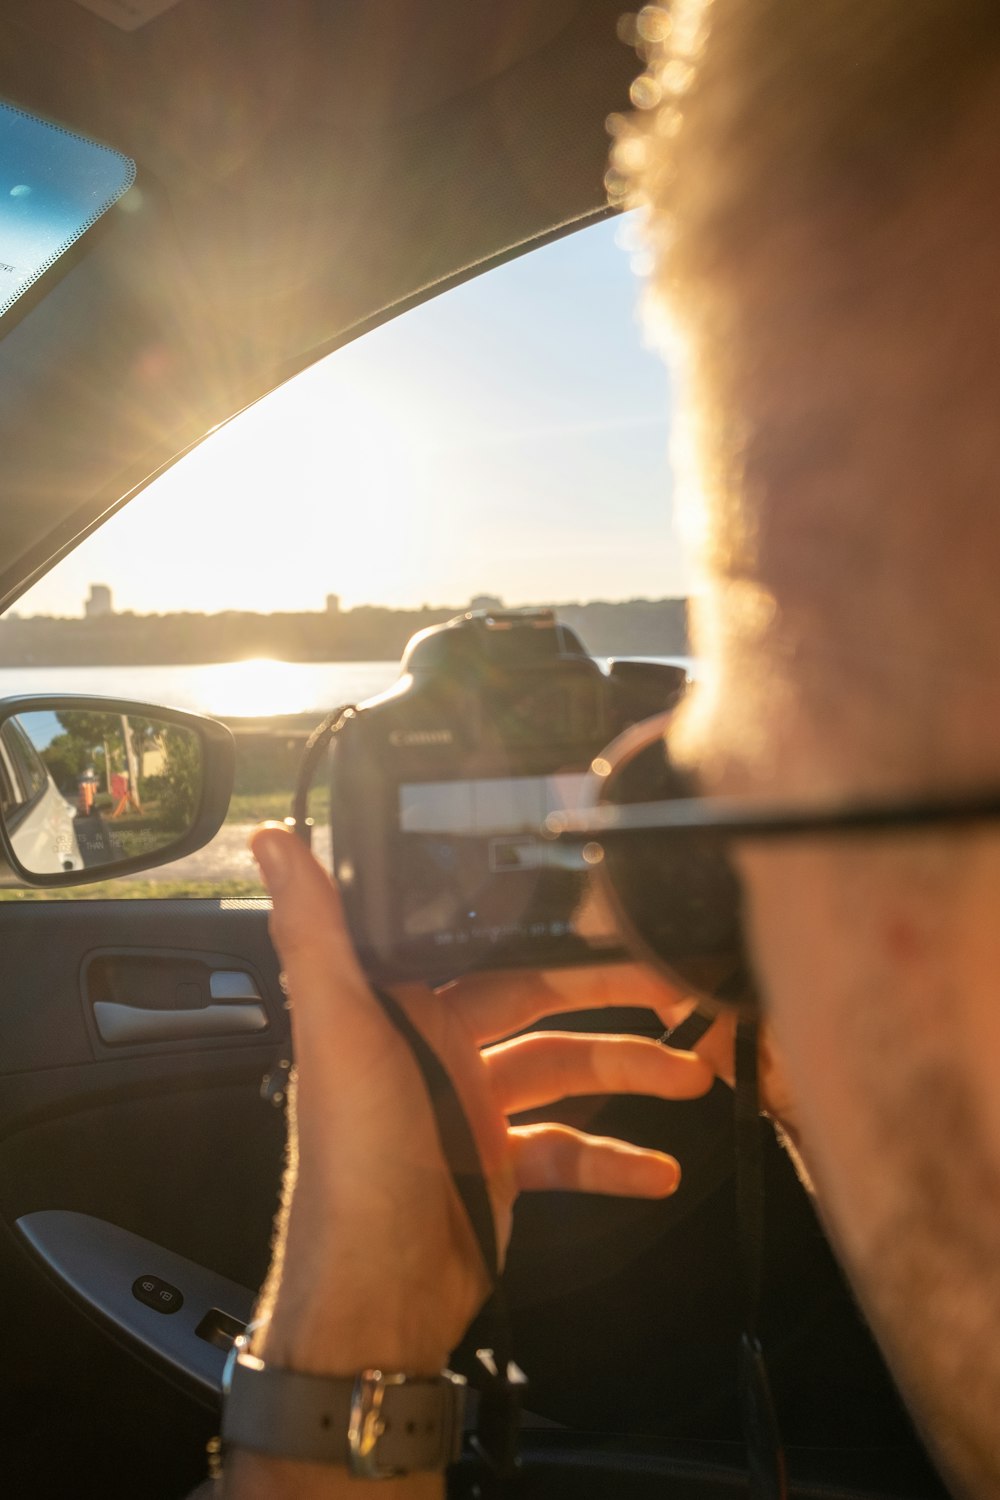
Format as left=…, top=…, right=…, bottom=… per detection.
left=348, top=1369, right=406, bottom=1479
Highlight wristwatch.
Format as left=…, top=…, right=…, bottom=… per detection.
left=221, top=1338, right=467, bottom=1478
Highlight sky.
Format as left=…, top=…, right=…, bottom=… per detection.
left=14, top=215, right=692, bottom=618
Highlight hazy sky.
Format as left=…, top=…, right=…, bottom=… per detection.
left=16, top=215, right=691, bottom=618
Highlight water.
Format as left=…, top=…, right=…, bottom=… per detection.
left=0, top=655, right=696, bottom=889
left=0, top=656, right=695, bottom=720
left=0, top=660, right=403, bottom=720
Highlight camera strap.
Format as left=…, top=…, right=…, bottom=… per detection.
left=664, top=1010, right=787, bottom=1500
left=290, top=705, right=526, bottom=1488
left=296, top=705, right=781, bottom=1494
left=372, top=985, right=526, bottom=1496
left=292, top=703, right=356, bottom=845
left=734, top=1017, right=787, bottom=1500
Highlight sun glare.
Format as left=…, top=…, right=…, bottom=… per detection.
left=10, top=215, right=689, bottom=623
left=188, top=658, right=325, bottom=718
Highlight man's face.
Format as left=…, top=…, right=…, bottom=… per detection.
left=729, top=765, right=1000, bottom=1494
left=623, top=7, right=1000, bottom=1486
left=681, top=444, right=1000, bottom=1496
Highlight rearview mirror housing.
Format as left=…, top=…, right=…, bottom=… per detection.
left=0, top=696, right=235, bottom=887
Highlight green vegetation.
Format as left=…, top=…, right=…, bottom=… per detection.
left=40, top=710, right=201, bottom=850
left=0, top=599, right=691, bottom=667
left=153, top=726, right=204, bottom=826
left=225, top=784, right=329, bottom=824
left=0, top=878, right=266, bottom=901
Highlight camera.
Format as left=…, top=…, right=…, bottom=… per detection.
left=327, top=608, right=687, bottom=983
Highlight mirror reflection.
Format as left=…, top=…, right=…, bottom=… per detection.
left=0, top=710, right=203, bottom=875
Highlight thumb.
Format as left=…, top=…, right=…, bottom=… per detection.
left=249, top=822, right=382, bottom=1051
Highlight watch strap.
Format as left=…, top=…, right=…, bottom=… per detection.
left=221, top=1346, right=466, bottom=1477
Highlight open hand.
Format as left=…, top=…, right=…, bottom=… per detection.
left=248, top=822, right=715, bottom=1378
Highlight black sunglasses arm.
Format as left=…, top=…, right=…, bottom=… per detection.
left=544, top=790, right=1000, bottom=842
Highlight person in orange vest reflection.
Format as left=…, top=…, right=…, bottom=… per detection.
left=77, top=767, right=98, bottom=816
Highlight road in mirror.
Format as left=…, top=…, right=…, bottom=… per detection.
left=0, top=710, right=203, bottom=875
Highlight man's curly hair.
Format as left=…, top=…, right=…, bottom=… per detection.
left=614, top=1, right=1000, bottom=301
left=610, top=3, right=1000, bottom=775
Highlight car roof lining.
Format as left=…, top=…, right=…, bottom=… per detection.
left=0, top=0, right=633, bottom=613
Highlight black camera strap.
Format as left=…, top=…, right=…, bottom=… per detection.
left=296, top=705, right=781, bottom=1496
left=663, top=1010, right=787, bottom=1500
left=734, top=1016, right=788, bottom=1500
left=292, top=703, right=356, bottom=844
left=290, top=706, right=526, bottom=1491
left=372, top=985, right=526, bottom=1495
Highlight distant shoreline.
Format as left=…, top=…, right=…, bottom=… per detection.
left=0, top=598, right=689, bottom=668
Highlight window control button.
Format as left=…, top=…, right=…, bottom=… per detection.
left=133, top=1274, right=184, bottom=1313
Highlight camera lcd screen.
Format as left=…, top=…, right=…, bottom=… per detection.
left=399, top=773, right=589, bottom=838
left=395, top=774, right=617, bottom=953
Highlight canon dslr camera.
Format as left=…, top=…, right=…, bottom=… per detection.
left=326, top=608, right=686, bottom=982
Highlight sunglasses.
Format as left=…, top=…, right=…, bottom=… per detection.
left=545, top=710, right=1000, bottom=1015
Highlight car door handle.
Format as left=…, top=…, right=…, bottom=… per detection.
left=92, top=999, right=268, bottom=1045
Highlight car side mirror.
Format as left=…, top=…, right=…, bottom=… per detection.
left=0, top=697, right=235, bottom=886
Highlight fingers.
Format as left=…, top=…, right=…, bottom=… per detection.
left=249, top=823, right=386, bottom=1055
left=444, top=962, right=695, bottom=1046
left=484, top=1031, right=714, bottom=1115
left=249, top=821, right=730, bottom=1134
left=509, top=1124, right=681, bottom=1196
left=251, top=822, right=350, bottom=966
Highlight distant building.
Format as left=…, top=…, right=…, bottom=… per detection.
left=325, top=593, right=341, bottom=615
left=469, top=594, right=503, bottom=612
left=85, top=584, right=113, bottom=618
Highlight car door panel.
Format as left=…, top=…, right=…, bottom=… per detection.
left=18, top=1210, right=255, bottom=1397
left=0, top=898, right=291, bottom=1496
left=0, top=900, right=947, bottom=1500
left=0, top=900, right=286, bottom=1256
left=0, top=904, right=280, bottom=1330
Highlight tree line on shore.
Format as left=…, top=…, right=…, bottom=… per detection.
left=0, top=599, right=689, bottom=666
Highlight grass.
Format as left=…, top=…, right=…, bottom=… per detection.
left=225, top=790, right=294, bottom=823
left=225, top=785, right=329, bottom=824
left=0, top=774, right=327, bottom=900
left=0, top=879, right=268, bottom=901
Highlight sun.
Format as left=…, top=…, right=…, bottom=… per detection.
left=188, top=658, right=324, bottom=718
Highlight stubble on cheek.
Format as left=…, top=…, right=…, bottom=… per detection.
left=838, top=1017, right=1000, bottom=1498
left=743, top=843, right=1000, bottom=1497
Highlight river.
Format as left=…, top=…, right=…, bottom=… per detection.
left=0, top=657, right=695, bottom=721
left=0, top=656, right=694, bottom=889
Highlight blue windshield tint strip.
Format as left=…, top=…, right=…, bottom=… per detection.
left=0, top=102, right=135, bottom=319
